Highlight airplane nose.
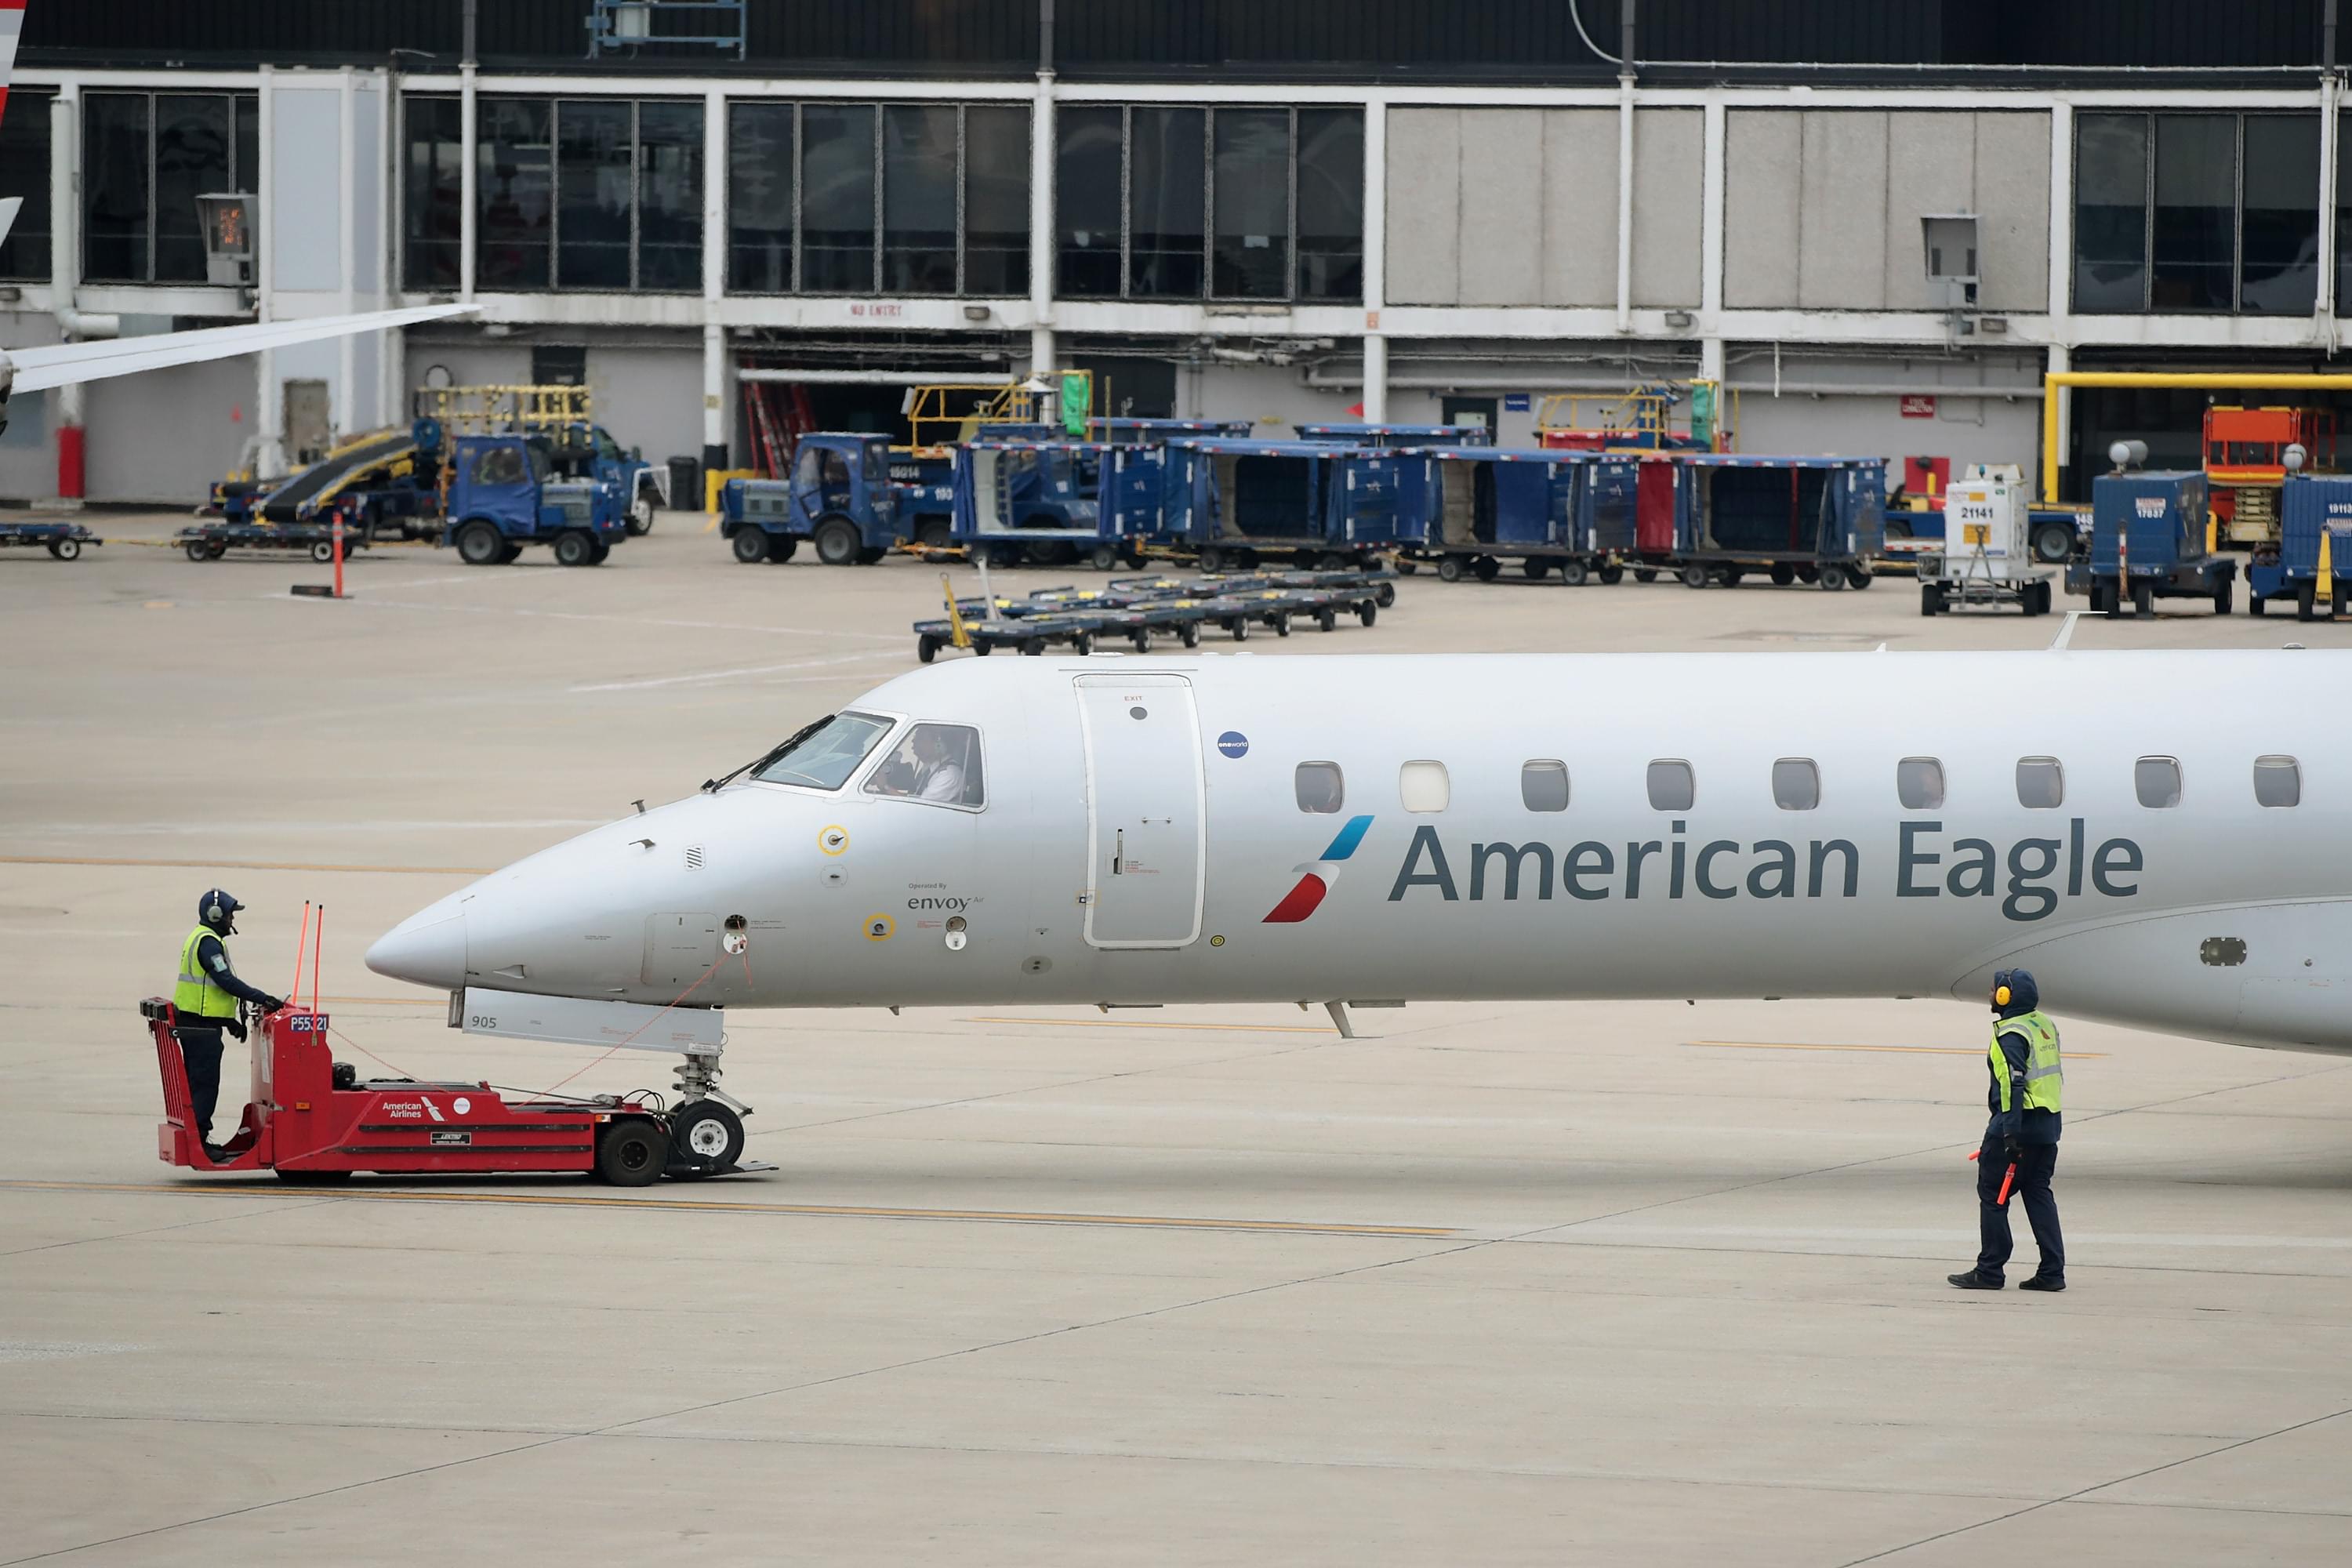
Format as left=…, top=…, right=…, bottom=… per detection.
left=365, top=909, right=466, bottom=991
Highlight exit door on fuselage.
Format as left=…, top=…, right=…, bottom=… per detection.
left=1075, top=674, right=1205, bottom=948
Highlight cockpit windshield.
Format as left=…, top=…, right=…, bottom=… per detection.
left=746, top=712, right=895, bottom=790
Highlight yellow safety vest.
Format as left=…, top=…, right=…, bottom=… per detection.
left=1991, top=1010, right=2063, bottom=1115
left=173, top=924, right=238, bottom=1022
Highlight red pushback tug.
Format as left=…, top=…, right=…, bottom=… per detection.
left=143, top=999, right=702, bottom=1185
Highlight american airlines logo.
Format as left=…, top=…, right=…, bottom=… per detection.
left=1264, top=815, right=1375, bottom=923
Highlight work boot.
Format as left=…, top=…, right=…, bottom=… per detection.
left=1947, top=1271, right=2003, bottom=1290
left=2017, top=1276, right=2066, bottom=1292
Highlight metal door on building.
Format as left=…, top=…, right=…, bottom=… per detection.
left=282, top=379, right=331, bottom=465
left=1075, top=674, right=1205, bottom=949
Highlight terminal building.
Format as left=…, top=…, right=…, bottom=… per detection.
left=2, top=0, right=2347, bottom=503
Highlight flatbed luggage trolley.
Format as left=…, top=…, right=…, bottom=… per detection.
left=178, top=516, right=375, bottom=563
left=1161, top=438, right=1406, bottom=572
left=1400, top=445, right=1637, bottom=583
left=0, top=519, right=100, bottom=560
left=1667, top=454, right=1887, bottom=590
left=142, top=998, right=746, bottom=1185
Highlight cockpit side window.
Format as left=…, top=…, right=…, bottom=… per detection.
left=864, top=723, right=985, bottom=808
left=750, top=712, right=895, bottom=790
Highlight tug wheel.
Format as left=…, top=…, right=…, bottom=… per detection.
left=456, top=521, right=506, bottom=565
left=732, top=528, right=772, bottom=564
left=596, top=1117, right=669, bottom=1185
left=668, top=1102, right=745, bottom=1175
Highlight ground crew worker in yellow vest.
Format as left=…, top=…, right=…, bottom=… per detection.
left=172, top=890, right=285, bottom=1156
left=1949, top=968, right=2066, bottom=1292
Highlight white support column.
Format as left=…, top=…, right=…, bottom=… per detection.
left=380, top=74, right=401, bottom=425
left=2318, top=74, right=2339, bottom=350
left=49, top=88, right=82, bottom=503
left=2045, top=103, right=2074, bottom=499
left=336, top=69, right=357, bottom=444
left=1699, top=97, right=1726, bottom=390
left=1028, top=71, right=1055, bottom=373
left=701, top=88, right=727, bottom=474
left=256, top=65, right=281, bottom=478
left=1360, top=100, right=1388, bottom=422
left=459, top=61, right=477, bottom=303
left=1614, top=72, right=1635, bottom=333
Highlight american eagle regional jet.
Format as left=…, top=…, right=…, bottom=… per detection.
left=368, top=649, right=2352, bottom=1158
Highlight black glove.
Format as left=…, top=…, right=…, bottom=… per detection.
left=259, top=995, right=286, bottom=1014
left=2002, top=1134, right=2023, bottom=1163
left=227, top=1018, right=248, bottom=1043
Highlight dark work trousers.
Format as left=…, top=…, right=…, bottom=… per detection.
left=174, top=1026, right=226, bottom=1144
left=1975, top=1131, right=2063, bottom=1282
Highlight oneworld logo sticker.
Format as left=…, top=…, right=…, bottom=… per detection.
left=1217, top=731, right=1249, bottom=759
left=1263, top=815, right=1374, bottom=924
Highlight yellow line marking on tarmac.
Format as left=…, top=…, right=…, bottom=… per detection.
left=1689, top=1040, right=2110, bottom=1058
left=0, top=1180, right=1455, bottom=1238
left=0, top=855, right=490, bottom=877
left=964, top=1015, right=1338, bottom=1034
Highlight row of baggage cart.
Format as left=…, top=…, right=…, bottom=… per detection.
left=721, top=422, right=1889, bottom=590
left=912, top=568, right=1399, bottom=661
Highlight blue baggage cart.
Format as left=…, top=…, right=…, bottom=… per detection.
left=1161, top=438, right=1403, bottom=570
left=953, top=439, right=1134, bottom=569
left=2249, top=474, right=2352, bottom=619
left=1671, top=454, right=1888, bottom=591
left=1091, top=418, right=1254, bottom=445
left=1401, top=446, right=1638, bottom=584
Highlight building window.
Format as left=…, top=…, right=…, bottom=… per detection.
left=1295, top=107, right=1364, bottom=302
left=403, top=96, right=464, bottom=290
left=464, top=98, right=702, bottom=294
left=1772, top=759, right=1820, bottom=811
left=1647, top=760, right=1695, bottom=812
left=1055, top=105, right=1363, bottom=304
left=83, top=92, right=258, bottom=285
left=728, top=102, right=796, bottom=292
left=0, top=90, right=53, bottom=281
left=1521, top=760, right=1570, bottom=812
left=2253, top=755, right=2301, bottom=808
left=1897, top=757, right=1944, bottom=811
left=2134, top=756, right=2183, bottom=808
left=728, top=102, right=1027, bottom=297
left=2074, top=112, right=2318, bottom=316
left=2016, top=757, right=2065, bottom=810
left=1399, top=760, right=1450, bottom=813
left=1295, top=762, right=1345, bottom=814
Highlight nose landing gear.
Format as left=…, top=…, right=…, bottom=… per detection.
left=665, top=1046, right=754, bottom=1178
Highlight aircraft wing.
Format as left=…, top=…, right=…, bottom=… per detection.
left=2, top=303, right=480, bottom=395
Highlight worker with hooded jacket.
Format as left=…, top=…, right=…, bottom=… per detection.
left=1950, top=967, right=2065, bottom=1292
left=171, top=890, right=285, bottom=1156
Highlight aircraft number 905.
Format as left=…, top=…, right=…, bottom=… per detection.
left=468, top=1014, right=498, bottom=1030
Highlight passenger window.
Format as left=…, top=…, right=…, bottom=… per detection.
left=2134, top=756, right=2183, bottom=808
left=1647, top=760, right=1695, bottom=811
left=474, top=445, right=526, bottom=486
left=864, top=723, right=985, bottom=808
left=2254, top=755, right=2301, bottom=808
left=1295, top=762, right=1345, bottom=814
left=1521, top=760, right=1570, bottom=812
left=1897, top=757, right=1944, bottom=810
left=1399, top=760, right=1450, bottom=813
left=1772, top=758, right=1820, bottom=811
left=2016, top=757, right=2065, bottom=810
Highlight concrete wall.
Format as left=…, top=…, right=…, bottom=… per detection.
left=1726, top=111, right=2050, bottom=312
left=1726, top=352, right=2046, bottom=472
left=86, top=357, right=260, bottom=503
left=1174, top=360, right=1366, bottom=431
left=1387, top=108, right=1703, bottom=308
left=586, top=346, right=704, bottom=463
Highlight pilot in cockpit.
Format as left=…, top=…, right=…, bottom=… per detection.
left=869, top=724, right=975, bottom=804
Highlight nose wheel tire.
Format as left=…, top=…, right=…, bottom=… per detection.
left=668, top=1102, right=745, bottom=1176
left=595, top=1118, right=669, bottom=1186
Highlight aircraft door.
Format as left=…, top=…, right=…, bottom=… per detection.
left=1075, top=674, right=1205, bottom=949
